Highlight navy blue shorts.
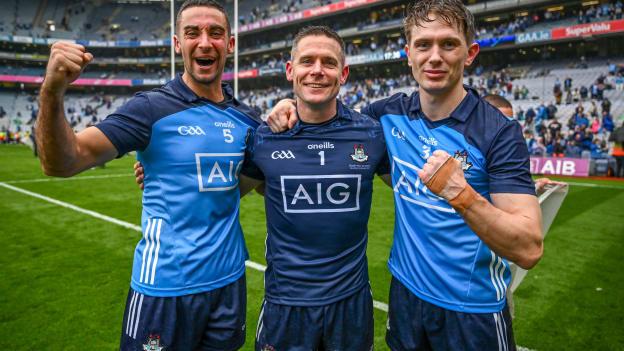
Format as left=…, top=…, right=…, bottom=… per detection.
left=255, top=284, right=374, bottom=351
left=119, top=274, right=246, bottom=351
left=386, top=277, right=516, bottom=351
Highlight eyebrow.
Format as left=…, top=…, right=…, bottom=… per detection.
left=183, top=24, right=226, bottom=32
left=298, top=55, right=338, bottom=63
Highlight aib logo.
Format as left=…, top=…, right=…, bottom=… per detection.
left=178, top=126, right=206, bottom=136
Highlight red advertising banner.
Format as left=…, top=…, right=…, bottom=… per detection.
left=222, top=69, right=258, bottom=81
left=551, top=19, right=624, bottom=39
left=530, top=157, right=590, bottom=177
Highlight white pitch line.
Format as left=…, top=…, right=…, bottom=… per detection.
left=4, top=173, right=132, bottom=184
left=563, top=181, right=624, bottom=190
left=0, top=181, right=392, bottom=313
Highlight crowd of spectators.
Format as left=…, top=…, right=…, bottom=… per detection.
left=459, top=60, right=624, bottom=167
left=239, top=0, right=334, bottom=25
left=578, top=1, right=623, bottom=23
left=340, top=74, right=412, bottom=109
left=520, top=100, right=616, bottom=159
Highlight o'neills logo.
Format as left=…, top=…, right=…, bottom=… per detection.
left=307, top=142, right=335, bottom=150
left=566, top=22, right=611, bottom=37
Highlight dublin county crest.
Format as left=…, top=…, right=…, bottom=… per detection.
left=143, top=334, right=165, bottom=351
left=453, top=150, right=473, bottom=171
left=351, top=144, right=369, bottom=163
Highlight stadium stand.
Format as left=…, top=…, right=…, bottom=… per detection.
left=1, top=0, right=623, bottom=175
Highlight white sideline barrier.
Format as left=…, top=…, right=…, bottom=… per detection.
left=509, top=184, right=569, bottom=293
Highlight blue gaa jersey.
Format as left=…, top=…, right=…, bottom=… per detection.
left=96, top=75, right=260, bottom=297
left=243, top=101, right=389, bottom=306
left=361, top=88, right=535, bottom=313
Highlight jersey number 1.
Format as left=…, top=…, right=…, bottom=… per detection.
left=318, top=151, right=325, bottom=166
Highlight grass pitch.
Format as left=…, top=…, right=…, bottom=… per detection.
left=0, top=144, right=623, bottom=350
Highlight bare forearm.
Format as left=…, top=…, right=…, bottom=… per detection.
left=461, top=194, right=543, bottom=269
left=36, top=88, right=81, bottom=176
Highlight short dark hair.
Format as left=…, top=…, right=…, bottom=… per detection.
left=176, top=0, right=231, bottom=35
left=291, top=26, right=346, bottom=65
left=483, top=94, right=513, bottom=111
left=403, top=0, right=476, bottom=45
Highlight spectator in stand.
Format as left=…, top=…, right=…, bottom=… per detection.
left=547, top=102, right=557, bottom=119
left=553, top=135, right=566, bottom=157
left=522, top=85, right=529, bottom=99
left=609, top=121, right=624, bottom=177
left=548, top=119, right=562, bottom=139
left=590, top=117, right=601, bottom=135
left=602, top=97, right=612, bottom=114
left=536, top=102, right=548, bottom=122
left=589, top=101, right=598, bottom=118
left=553, top=78, right=562, bottom=102
left=580, top=85, right=589, bottom=100
left=602, top=110, right=615, bottom=133
left=564, top=76, right=573, bottom=93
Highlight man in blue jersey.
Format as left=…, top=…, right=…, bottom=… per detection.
left=241, top=26, right=389, bottom=350
left=35, top=1, right=260, bottom=350
left=266, top=1, right=544, bottom=350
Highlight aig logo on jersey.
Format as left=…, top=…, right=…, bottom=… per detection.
left=271, top=150, right=295, bottom=159
left=195, top=153, right=244, bottom=191
left=178, top=126, right=206, bottom=136
left=281, top=174, right=361, bottom=213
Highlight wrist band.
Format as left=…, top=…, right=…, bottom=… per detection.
left=448, top=185, right=479, bottom=215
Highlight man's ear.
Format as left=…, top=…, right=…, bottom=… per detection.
left=227, top=35, right=235, bottom=55
left=465, top=42, right=480, bottom=67
left=174, top=34, right=181, bottom=54
left=286, top=60, right=294, bottom=82
left=340, top=64, right=349, bottom=85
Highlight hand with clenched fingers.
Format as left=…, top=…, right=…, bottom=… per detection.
left=418, top=150, right=467, bottom=201
left=42, top=41, right=93, bottom=94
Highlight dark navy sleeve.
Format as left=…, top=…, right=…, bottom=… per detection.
left=240, top=129, right=265, bottom=181
left=376, top=148, right=390, bottom=176
left=486, top=121, right=535, bottom=195
left=95, top=93, right=153, bottom=156
left=360, top=100, right=385, bottom=121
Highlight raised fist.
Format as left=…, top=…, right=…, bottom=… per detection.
left=42, top=41, right=93, bottom=94
left=418, top=150, right=467, bottom=200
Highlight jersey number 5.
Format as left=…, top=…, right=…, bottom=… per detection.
left=223, top=129, right=234, bottom=143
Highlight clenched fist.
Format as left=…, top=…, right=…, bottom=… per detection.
left=418, top=150, right=467, bottom=201
left=42, top=41, right=93, bottom=95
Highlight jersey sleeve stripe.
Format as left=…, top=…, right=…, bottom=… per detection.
left=149, top=219, right=163, bottom=285
left=139, top=219, right=153, bottom=284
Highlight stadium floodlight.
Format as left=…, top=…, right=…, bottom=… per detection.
left=234, top=0, right=238, bottom=99
left=170, top=0, right=175, bottom=80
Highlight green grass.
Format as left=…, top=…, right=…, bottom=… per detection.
left=1, top=144, right=623, bottom=350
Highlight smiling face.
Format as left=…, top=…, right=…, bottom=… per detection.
left=174, top=6, right=233, bottom=91
left=405, top=14, right=479, bottom=98
left=286, top=35, right=349, bottom=110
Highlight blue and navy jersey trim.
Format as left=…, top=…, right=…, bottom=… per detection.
left=96, top=74, right=260, bottom=156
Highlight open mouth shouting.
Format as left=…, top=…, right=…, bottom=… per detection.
left=195, top=57, right=216, bottom=69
